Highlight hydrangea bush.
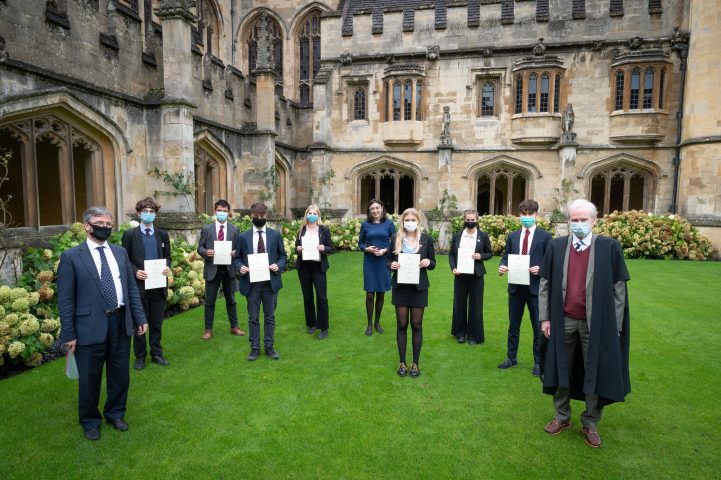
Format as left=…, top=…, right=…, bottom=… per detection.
left=451, top=215, right=554, bottom=255
left=594, top=210, right=713, bottom=259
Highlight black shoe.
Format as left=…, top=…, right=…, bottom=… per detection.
left=133, top=357, right=145, bottom=370
left=397, top=362, right=408, bottom=377
left=374, top=322, right=384, bottom=334
left=247, top=349, right=260, bottom=361
left=107, top=418, right=129, bottom=432
left=497, top=358, right=518, bottom=369
left=410, top=363, right=420, bottom=378
left=365, top=326, right=373, bottom=336
left=84, top=428, right=101, bottom=441
left=151, top=355, right=169, bottom=366
left=307, top=326, right=317, bottom=334
left=532, top=364, right=541, bottom=377
left=457, top=335, right=466, bottom=344
left=318, top=330, right=328, bottom=340
left=265, top=347, right=280, bottom=360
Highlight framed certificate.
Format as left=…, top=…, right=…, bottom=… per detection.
left=397, top=253, right=421, bottom=285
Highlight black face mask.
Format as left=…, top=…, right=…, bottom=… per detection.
left=89, top=225, right=112, bottom=241
left=464, top=221, right=477, bottom=230
left=252, top=217, right=267, bottom=228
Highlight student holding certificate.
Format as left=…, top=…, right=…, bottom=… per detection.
left=497, top=199, right=552, bottom=376
left=448, top=209, right=493, bottom=345
left=121, top=197, right=172, bottom=370
left=238, top=203, right=287, bottom=361
left=197, top=200, right=244, bottom=340
left=294, top=205, right=333, bottom=339
left=386, top=208, right=435, bottom=378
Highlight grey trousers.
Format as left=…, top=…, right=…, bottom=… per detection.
left=553, top=316, right=603, bottom=428
left=246, top=280, right=277, bottom=349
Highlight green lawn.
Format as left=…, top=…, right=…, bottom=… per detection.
left=1, top=252, right=720, bottom=479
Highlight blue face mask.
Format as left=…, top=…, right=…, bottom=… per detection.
left=306, top=213, right=319, bottom=223
left=570, top=221, right=592, bottom=239
left=140, top=212, right=156, bottom=224
left=520, top=216, right=535, bottom=228
left=215, top=211, right=228, bottom=222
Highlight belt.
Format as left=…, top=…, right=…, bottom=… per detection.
left=105, top=305, right=125, bottom=315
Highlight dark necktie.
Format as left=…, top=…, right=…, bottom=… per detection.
left=575, top=241, right=584, bottom=252
left=218, top=224, right=224, bottom=241
left=97, top=246, right=118, bottom=312
left=145, top=228, right=151, bottom=237
left=257, top=230, right=266, bottom=254
left=521, top=229, right=530, bottom=255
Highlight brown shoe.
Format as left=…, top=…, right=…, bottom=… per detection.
left=544, top=419, right=571, bottom=435
left=201, top=329, right=213, bottom=340
left=582, top=426, right=602, bottom=448
left=230, top=327, right=246, bottom=336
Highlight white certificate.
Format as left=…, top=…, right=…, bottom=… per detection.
left=457, top=247, right=476, bottom=274
left=213, top=240, right=232, bottom=265
left=248, top=252, right=271, bottom=283
left=301, top=234, right=320, bottom=261
left=397, top=253, right=421, bottom=285
left=507, top=254, right=531, bottom=285
left=144, top=259, right=167, bottom=290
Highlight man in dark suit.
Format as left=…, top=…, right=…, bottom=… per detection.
left=197, top=199, right=245, bottom=340
left=58, top=206, right=147, bottom=441
left=539, top=199, right=630, bottom=448
left=498, top=199, right=552, bottom=376
left=237, top=202, right=287, bottom=361
left=122, top=197, right=172, bottom=370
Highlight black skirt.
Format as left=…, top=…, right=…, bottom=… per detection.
left=391, top=284, right=428, bottom=308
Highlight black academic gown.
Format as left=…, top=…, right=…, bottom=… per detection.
left=539, top=235, right=631, bottom=407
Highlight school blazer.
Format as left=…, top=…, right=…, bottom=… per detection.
left=294, top=225, right=334, bottom=272
left=385, top=232, right=436, bottom=291
left=448, top=230, right=494, bottom=277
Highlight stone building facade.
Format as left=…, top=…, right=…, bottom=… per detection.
left=0, top=0, right=719, bottom=250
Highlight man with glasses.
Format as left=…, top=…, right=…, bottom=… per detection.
left=58, top=206, right=147, bottom=441
left=122, top=197, right=172, bottom=370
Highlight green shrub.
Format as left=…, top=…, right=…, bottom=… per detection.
left=451, top=215, right=553, bottom=255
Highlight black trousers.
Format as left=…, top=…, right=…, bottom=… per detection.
left=246, top=280, right=277, bottom=349
left=450, top=274, right=485, bottom=343
left=75, top=308, right=130, bottom=431
left=506, top=286, right=541, bottom=365
left=133, top=288, right=166, bottom=359
left=297, top=262, right=328, bottom=330
left=204, top=266, right=238, bottom=330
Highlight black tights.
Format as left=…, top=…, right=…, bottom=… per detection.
left=365, top=292, right=385, bottom=326
left=396, top=306, right=424, bottom=365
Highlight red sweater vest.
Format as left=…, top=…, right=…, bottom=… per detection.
left=563, top=246, right=591, bottom=320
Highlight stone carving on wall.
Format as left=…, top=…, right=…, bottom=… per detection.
left=0, top=36, right=7, bottom=63
left=532, top=38, right=546, bottom=56
left=255, top=14, right=274, bottom=72
left=339, top=53, right=352, bottom=65
left=440, top=106, right=452, bottom=146
left=426, top=45, right=440, bottom=60
left=560, top=104, right=577, bottom=144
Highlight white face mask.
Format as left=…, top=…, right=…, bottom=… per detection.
left=403, top=221, right=418, bottom=232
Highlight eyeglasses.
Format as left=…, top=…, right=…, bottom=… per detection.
left=89, top=222, right=113, bottom=228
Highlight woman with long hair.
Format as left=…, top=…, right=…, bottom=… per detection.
left=295, top=205, right=333, bottom=339
left=358, top=199, right=396, bottom=336
left=387, top=208, right=436, bottom=377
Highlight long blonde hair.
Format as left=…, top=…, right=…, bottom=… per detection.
left=393, top=208, right=423, bottom=254
left=297, top=204, right=322, bottom=239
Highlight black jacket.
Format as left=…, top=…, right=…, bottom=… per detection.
left=385, top=232, right=436, bottom=291
left=121, top=226, right=172, bottom=298
left=294, top=225, right=334, bottom=272
left=448, top=229, right=493, bottom=277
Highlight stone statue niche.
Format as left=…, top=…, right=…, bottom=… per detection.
left=440, top=106, right=452, bottom=146
left=560, top=104, right=576, bottom=144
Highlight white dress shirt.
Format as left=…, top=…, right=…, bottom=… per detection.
left=253, top=225, right=268, bottom=254
left=571, top=233, right=593, bottom=252
left=86, top=239, right=124, bottom=306
left=215, top=220, right=229, bottom=239
left=518, top=225, right=537, bottom=255
left=459, top=229, right=478, bottom=250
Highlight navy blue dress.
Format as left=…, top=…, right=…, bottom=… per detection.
left=358, top=219, right=396, bottom=292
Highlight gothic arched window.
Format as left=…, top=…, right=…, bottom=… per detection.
left=476, top=167, right=529, bottom=215
left=481, top=82, right=495, bottom=117
left=629, top=68, right=641, bottom=109
left=643, top=67, right=654, bottom=109
left=589, top=164, right=654, bottom=216
left=298, top=11, right=321, bottom=103
left=353, top=87, right=367, bottom=121
left=359, top=167, right=414, bottom=215
left=614, top=70, right=625, bottom=111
